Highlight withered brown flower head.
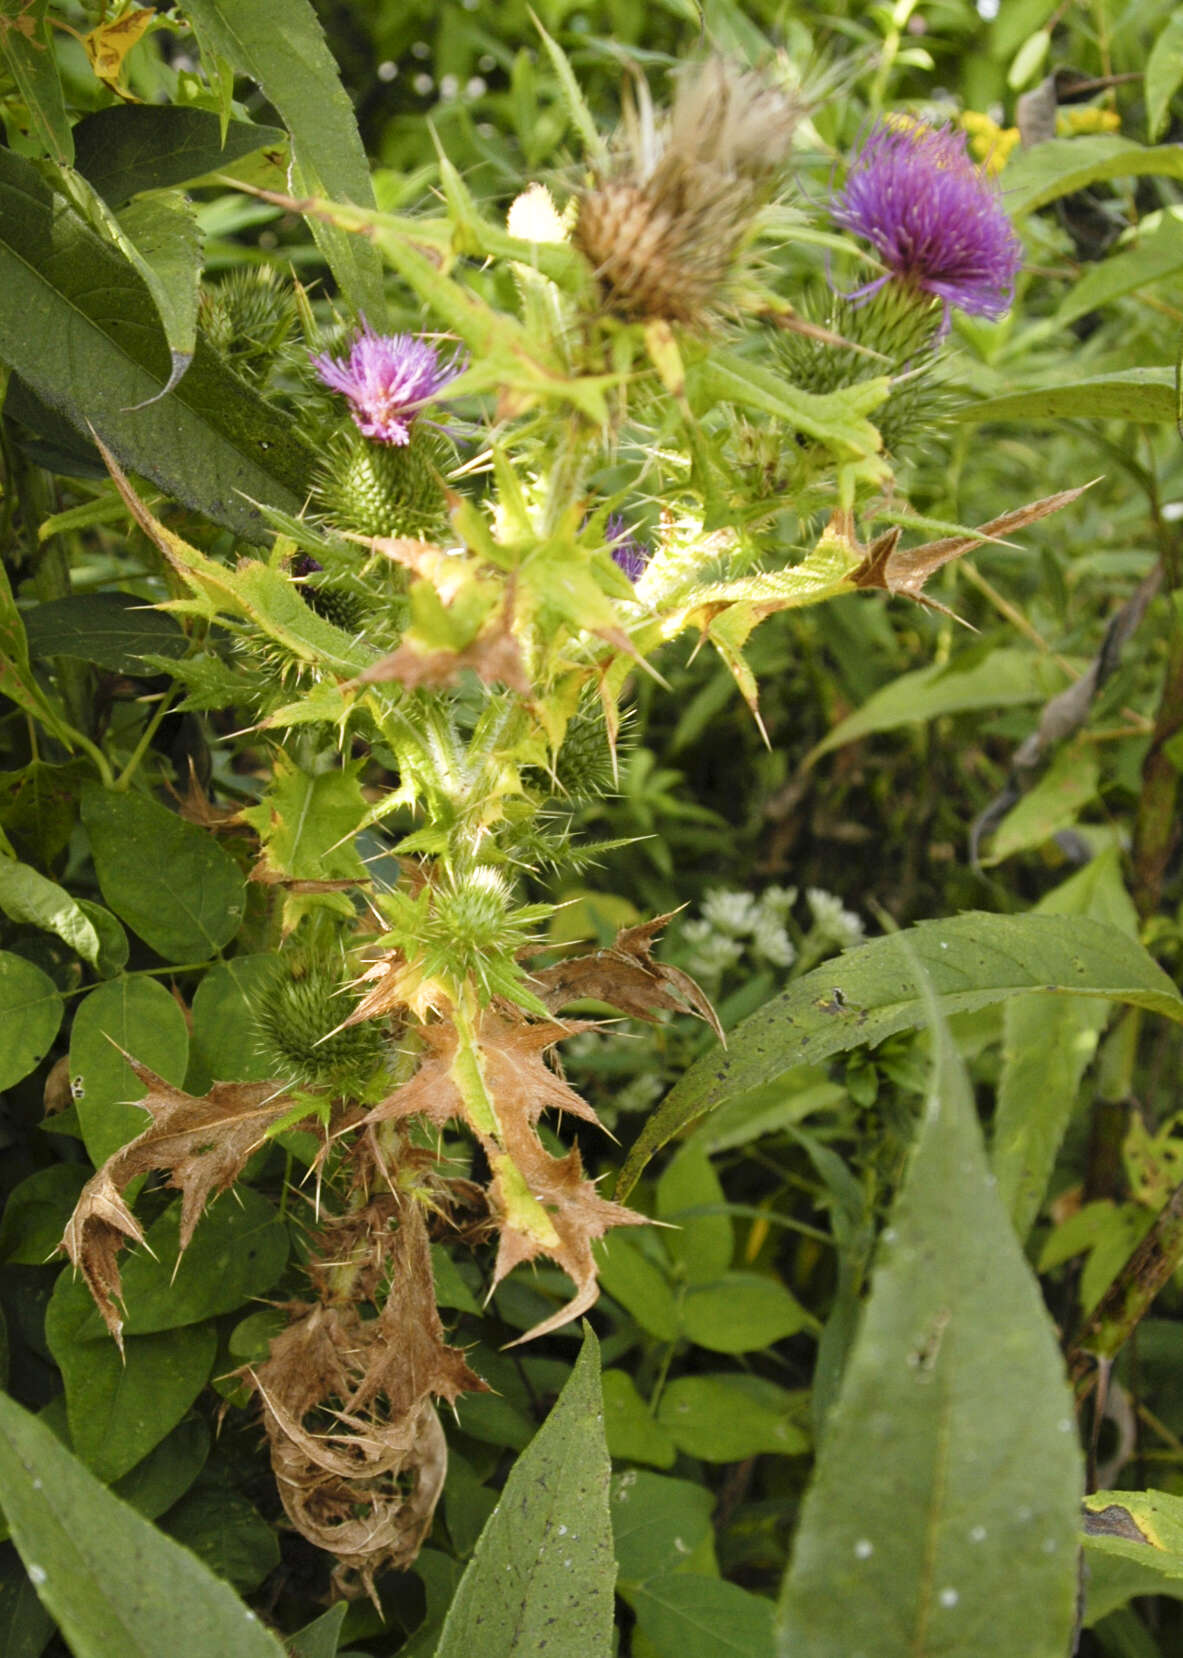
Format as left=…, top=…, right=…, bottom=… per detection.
left=573, top=57, right=802, bottom=325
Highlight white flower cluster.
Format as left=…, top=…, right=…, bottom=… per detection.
left=680, top=883, right=864, bottom=985
left=805, top=886, right=865, bottom=948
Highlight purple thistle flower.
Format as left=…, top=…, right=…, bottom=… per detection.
left=832, top=121, right=1023, bottom=320
left=311, top=323, right=465, bottom=446
left=605, top=514, right=649, bottom=582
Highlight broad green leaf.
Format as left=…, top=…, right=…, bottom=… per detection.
left=164, top=1485, right=280, bottom=1592
left=72, top=105, right=286, bottom=206
left=44, top=1271, right=217, bottom=1482
left=81, top=784, right=245, bottom=964
left=288, top=1604, right=349, bottom=1658
left=71, top=1187, right=289, bottom=1338
left=0, top=858, right=100, bottom=964
left=617, top=914, right=1183, bottom=1199
left=0, top=951, right=62, bottom=1091
left=186, top=954, right=277, bottom=1092
left=0, top=0, right=71, bottom=165
left=679, top=1273, right=814, bottom=1352
left=993, top=849, right=1136, bottom=1239
left=74, top=899, right=128, bottom=979
left=955, top=368, right=1177, bottom=425
left=982, top=742, right=1100, bottom=864
left=108, top=1416, right=210, bottom=1520
left=0, top=1392, right=287, bottom=1658
left=593, top=1233, right=680, bottom=1341
left=1002, top=136, right=1183, bottom=217
left=655, top=1144, right=732, bottom=1283
left=69, top=974, right=189, bottom=1167
left=182, top=0, right=383, bottom=316
left=0, top=148, right=314, bottom=542
left=1146, top=15, right=1183, bottom=141
left=433, top=1328, right=615, bottom=1658
left=633, top=1576, right=775, bottom=1658
left=776, top=1012, right=1083, bottom=1657
left=0, top=561, right=76, bottom=747
left=0, top=1539, right=54, bottom=1658
left=657, top=1374, right=810, bottom=1462
left=24, top=591, right=187, bottom=674
left=601, top=1371, right=677, bottom=1469
left=1082, top=1489, right=1183, bottom=1605
left=1055, top=214, right=1183, bottom=327
left=687, top=353, right=888, bottom=460
left=0, top=758, right=89, bottom=869
left=807, top=648, right=1068, bottom=762
left=611, top=1471, right=716, bottom=1587
left=0, top=1165, right=89, bottom=1265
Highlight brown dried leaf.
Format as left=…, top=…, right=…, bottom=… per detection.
left=60, top=1062, right=299, bottom=1347
left=533, top=909, right=724, bottom=1040
left=851, top=485, right=1094, bottom=604
left=355, top=614, right=530, bottom=695
left=248, top=1199, right=485, bottom=1594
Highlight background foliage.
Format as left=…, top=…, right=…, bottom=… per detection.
left=4, top=2, right=1183, bottom=1657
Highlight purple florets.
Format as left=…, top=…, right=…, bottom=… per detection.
left=311, top=323, right=465, bottom=446
left=605, top=514, right=649, bottom=582
left=833, top=121, right=1023, bottom=320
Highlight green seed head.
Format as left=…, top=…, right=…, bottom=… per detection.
left=253, top=953, right=386, bottom=1091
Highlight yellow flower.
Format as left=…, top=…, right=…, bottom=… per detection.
left=960, top=111, right=1021, bottom=175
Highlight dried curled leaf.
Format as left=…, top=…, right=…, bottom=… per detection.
left=355, top=614, right=530, bottom=695
left=60, top=1061, right=299, bottom=1348
left=247, top=1198, right=485, bottom=1597
left=532, top=910, right=724, bottom=1040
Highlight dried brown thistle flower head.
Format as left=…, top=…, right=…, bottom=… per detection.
left=573, top=57, right=802, bottom=325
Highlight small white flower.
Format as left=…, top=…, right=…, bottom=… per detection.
left=806, top=887, right=864, bottom=946
left=758, top=883, right=798, bottom=922
left=685, top=933, right=744, bottom=977
left=701, top=889, right=759, bottom=937
left=752, top=915, right=796, bottom=967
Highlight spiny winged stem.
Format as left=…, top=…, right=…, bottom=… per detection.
left=542, top=415, right=598, bottom=537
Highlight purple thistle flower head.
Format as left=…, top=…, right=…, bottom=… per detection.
left=311, top=322, right=465, bottom=446
left=605, top=513, right=649, bottom=582
left=833, top=120, right=1023, bottom=320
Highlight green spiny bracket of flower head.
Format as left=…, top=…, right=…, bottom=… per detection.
left=198, top=266, right=297, bottom=383
left=312, top=426, right=451, bottom=540
left=551, top=702, right=619, bottom=803
left=378, top=870, right=553, bottom=1012
left=572, top=57, right=802, bottom=326
left=253, top=950, right=388, bottom=1093
left=289, top=556, right=377, bottom=637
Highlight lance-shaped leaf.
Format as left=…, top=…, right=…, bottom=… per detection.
left=0, top=0, right=72, bottom=164
left=617, top=912, right=1183, bottom=1200
left=181, top=0, right=384, bottom=316
left=72, top=105, right=287, bottom=206
left=777, top=1003, right=1083, bottom=1657
left=0, top=148, right=313, bottom=541
left=61, top=1060, right=300, bottom=1347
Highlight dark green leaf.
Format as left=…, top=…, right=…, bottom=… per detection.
left=1003, top=137, right=1183, bottom=216
left=81, top=784, right=245, bottom=965
left=44, top=1272, right=217, bottom=1483
left=617, top=914, right=1183, bottom=1199
left=433, top=1328, right=615, bottom=1658
left=1147, top=15, right=1183, bottom=140
left=0, top=1165, right=89, bottom=1265
left=610, top=1471, right=715, bottom=1588
left=69, top=974, right=189, bottom=1167
left=679, top=1273, right=814, bottom=1352
left=72, top=105, right=286, bottom=207
left=163, top=1485, right=279, bottom=1593
left=0, top=1392, right=287, bottom=1657
left=186, top=954, right=277, bottom=1093
left=657, top=1375, right=810, bottom=1462
left=71, top=1187, right=289, bottom=1337
left=776, top=1011, right=1082, bottom=1656
left=0, top=1540, right=54, bottom=1658
left=288, top=1604, right=348, bottom=1658
left=0, top=148, right=314, bottom=541
left=601, top=1371, right=676, bottom=1469
left=109, top=1416, right=210, bottom=1521
left=0, top=951, right=62, bottom=1092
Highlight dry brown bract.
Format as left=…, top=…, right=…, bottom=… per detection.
left=59, top=1061, right=302, bottom=1350
left=531, top=909, right=724, bottom=1039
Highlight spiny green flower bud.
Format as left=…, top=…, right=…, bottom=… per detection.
left=199, top=266, right=296, bottom=383
left=253, top=953, right=387, bottom=1091
left=553, top=706, right=616, bottom=803
left=312, top=427, right=450, bottom=540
